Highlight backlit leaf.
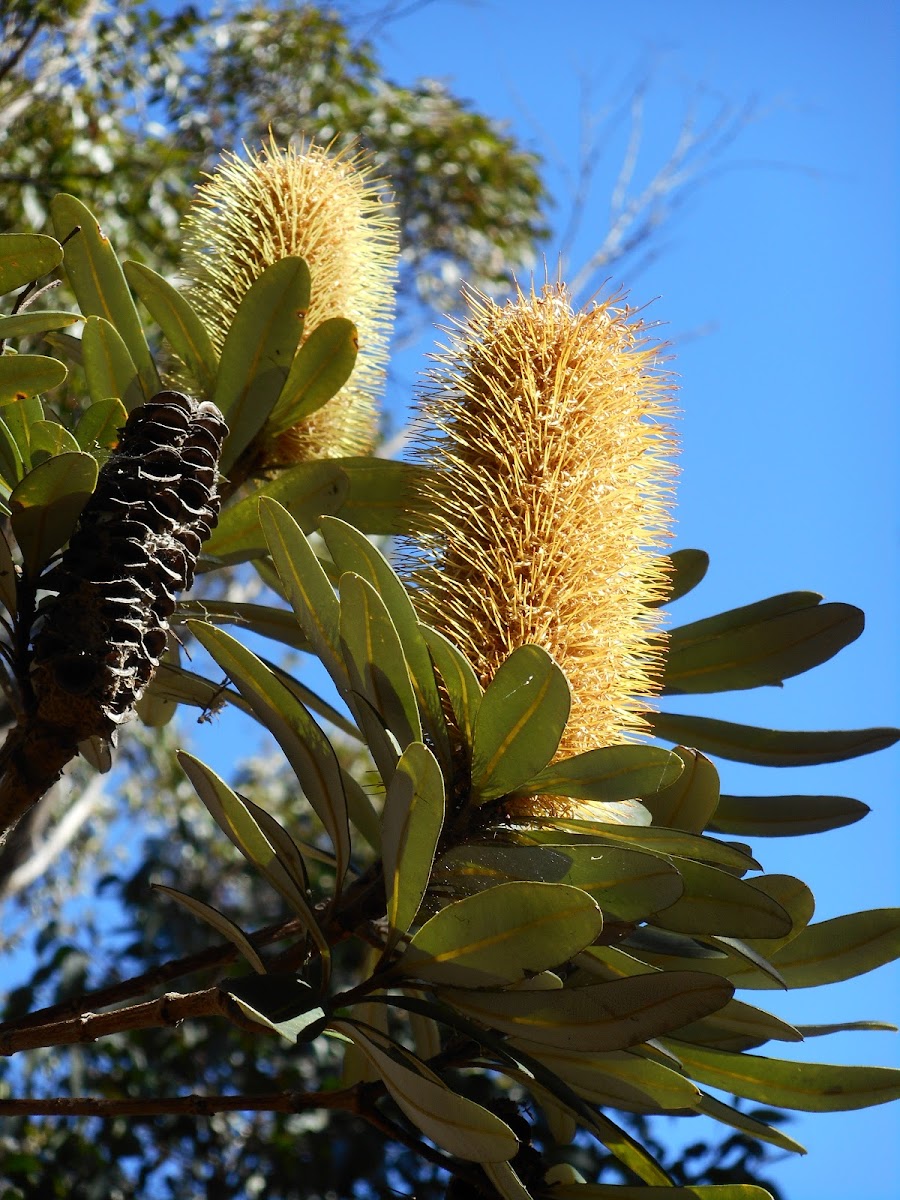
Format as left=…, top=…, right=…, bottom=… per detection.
left=519, top=745, right=682, bottom=808
left=9, top=452, right=97, bottom=579
left=383, top=742, right=445, bottom=942
left=422, top=624, right=483, bottom=748
left=214, top=257, right=310, bottom=472
left=331, top=456, right=429, bottom=536
left=525, top=822, right=760, bottom=873
left=709, top=792, right=869, bottom=837
left=124, top=260, right=218, bottom=398
left=74, top=396, right=127, bottom=455
left=400, top=882, right=603, bottom=988
left=267, top=317, right=358, bottom=435
left=650, top=710, right=899, bottom=765
left=471, top=645, right=570, bottom=803
left=0, top=311, right=79, bottom=341
left=152, top=884, right=266, bottom=973
left=51, top=194, right=159, bottom=397
left=664, top=592, right=864, bottom=694
left=332, top=1020, right=519, bottom=1162
left=0, top=354, right=67, bottom=403
left=0, top=233, right=63, bottom=296
left=650, top=548, right=710, bottom=607
left=82, top=315, right=144, bottom=411
left=654, top=864, right=794, bottom=939
left=440, top=971, right=733, bottom=1051
left=641, top=747, right=719, bottom=833
left=669, top=1040, right=900, bottom=1111
left=694, top=1090, right=807, bottom=1154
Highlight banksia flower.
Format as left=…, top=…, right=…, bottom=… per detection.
left=409, top=284, right=676, bottom=806
left=180, top=138, right=398, bottom=462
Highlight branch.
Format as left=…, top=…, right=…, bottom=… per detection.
left=0, top=1087, right=361, bottom=1118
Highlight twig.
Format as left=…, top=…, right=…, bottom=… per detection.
left=0, top=1087, right=361, bottom=1119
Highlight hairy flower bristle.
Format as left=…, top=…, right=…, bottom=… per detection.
left=408, top=284, right=677, bottom=814
left=180, top=137, right=398, bottom=461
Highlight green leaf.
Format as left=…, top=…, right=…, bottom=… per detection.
left=28, top=420, right=80, bottom=464
left=152, top=884, right=266, bottom=973
left=0, top=414, right=24, bottom=488
left=510, top=1043, right=701, bottom=1113
left=339, top=571, right=423, bottom=766
left=177, top=751, right=329, bottom=958
left=668, top=1040, right=900, bottom=1111
left=267, top=317, right=358, bottom=436
left=0, top=354, right=67, bottom=403
left=435, top=843, right=684, bottom=923
left=50, top=194, right=159, bottom=398
left=320, top=516, right=452, bottom=769
left=9, top=452, right=97, bottom=580
left=400, top=882, right=603, bottom=988
left=383, top=742, right=445, bottom=942
left=641, top=747, right=720, bottom=833
left=549, top=1186, right=775, bottom=1199
left=708, top=792, right=869, bottom=837
left=175, top=599, right=311, bottom=652
left=332, top=1020, right=519, bottom=1163
left=792, top=1020, right=898, bottom=1038
left=0, top=311, right=79, bottom=342
left=259, top=499, right=348, bottom=695
left=654, top=864, right=794, bottom=939
left=421, top=624, right=483, bottom=748
left=188, top=625, right=350, bottom=886
left=74, top=396, right=128, bottom=455
left=226, top=975, right=326, bottom=1043
left=205, top=464, right=347, bottom=563
left=81, top=315, right=144, bottom=411
left=440, top=972, right=733, bottom=1052
left=519, top=745, right=682, bottom=808
left=471, top=645, right=570, bottom=803
left=649, top=711, right=900, bottom=765
left=0, top=233, right=63, bottom=296
left=123, top=260, right=218, bottom=398
left=525, top=822, right=760, bottom=874
left=650, top=548, right=710, bottom=608
left=481, top=1162, right=534, bottom=1200
left=664, top=593, right=864, bottom=694
left=331, top=456, right=430, bottom=536
left=672, top=996, right=802, bottom=1051
left=213, top=257, right=310, bottom=473
left=694, top=1090, right=807, bottom=1154
left=0, top=528, right=16, bottom=614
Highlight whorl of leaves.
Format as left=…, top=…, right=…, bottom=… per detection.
left=31, top=391, right=227, bottom=738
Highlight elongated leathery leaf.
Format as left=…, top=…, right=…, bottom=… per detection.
left=188, top=624, right=350, bottom=887
left=0, top=311, right=79, bottom=341
left=177, top=752, right=328, bottom=959
left=650, top=548, right=710, bottom=608
left=383, top=742, right=445, bottom=944
left=153, top=884, right=266, bottom=974
left=654, top=863, right=794, bottom=940
left=399, top=882, right=603, bottom=988
left=439, top=971, right=733, bottom=1052
left=694, top=1090, right=807, bottom=1155
left=664, top=591, right=864, bottom=694
left=339, top=571, right=422, bottom=768
left=82, top=316, right=144, bottom=411
left=10, top=452, right=98, bottom=580
left=332, top=456, right=430, bottom=536
left=709, top=792, right=869, bottom=837
left=649, top=711, right=899, bottom=766
left=668, top=1040, right=900, bottom=1111
left=214, top=257, right=310, bottom=473
left=471, top=645, right=570, bottom=803
left=520, top=744, right=682, bottom=810
left=549, top=1186, right=778, bottom=1198
left=27, top=420, right=79, bottom=463
left=331, top=1020, right=519, bottom=1163
left=641, top=747, right=719, bottom=833
left=50, top=194, right=159, bottom=398
left=124, top=260, right=218, bottom=398
left=422, top=624, right=483, bottom=749
left=321, top=517, right=452, bottom=769
left=205, top=463, right=347, bottom=562
left=525, top=822, right=760, bottom=874
left=0, top=232, right=62, bottom=296
left=0, top=354, right=67, bottom=404
left=74, top=396, right=127, bottom=456
left=266, top=317, right=358, bottom=436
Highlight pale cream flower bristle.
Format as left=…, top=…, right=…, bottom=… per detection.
left=180, top=137, right=398, bottom=460
left=409, top=283, right=677, bottom=788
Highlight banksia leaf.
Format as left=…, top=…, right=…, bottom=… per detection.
left=180, top=138, right=398, bottom=462
left=407, top=284, right=676, bottom=817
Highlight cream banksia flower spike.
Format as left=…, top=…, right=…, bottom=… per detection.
left=409, top=283, right=677, bottom=813
left=180, top=137, right=398, bottom=462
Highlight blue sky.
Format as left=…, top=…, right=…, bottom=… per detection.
left=361, top=2, right=900, bottom=1194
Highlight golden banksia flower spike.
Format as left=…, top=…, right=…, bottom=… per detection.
left=408, top=283, right=677, bottom=817
left=180, top=137, right=399, bottom=462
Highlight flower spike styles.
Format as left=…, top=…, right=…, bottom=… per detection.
left=409, top=284, right=677, bottom=802
left=180, top=137, right=398, bottom=462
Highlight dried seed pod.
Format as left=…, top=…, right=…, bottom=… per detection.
left=30, top=391, right=227, bottom=740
